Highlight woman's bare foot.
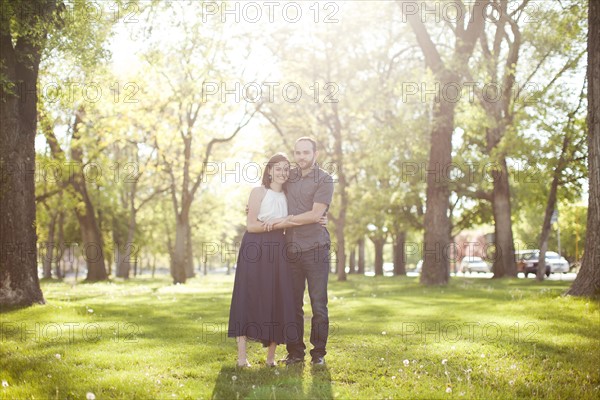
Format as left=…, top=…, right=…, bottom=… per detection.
left=266, top=342, right=277, bottom=366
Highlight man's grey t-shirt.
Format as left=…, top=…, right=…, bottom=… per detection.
left=285, top=164, right=334, bottom=252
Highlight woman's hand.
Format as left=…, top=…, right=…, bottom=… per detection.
left=262, top=217, right=285, bottom=232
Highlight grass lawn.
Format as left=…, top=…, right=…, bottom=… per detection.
left=1, top=274, right=599, bottom=399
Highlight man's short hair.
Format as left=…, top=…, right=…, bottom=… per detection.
left=295, top=136, right=317, bottom=152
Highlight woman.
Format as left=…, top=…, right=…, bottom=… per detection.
left=227, top=153, right=297, bottom=367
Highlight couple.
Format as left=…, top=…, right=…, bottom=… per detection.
left=227, top=137, right=334, bottom=367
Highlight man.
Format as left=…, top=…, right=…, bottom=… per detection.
left=268, top=137, right=334, bottom=366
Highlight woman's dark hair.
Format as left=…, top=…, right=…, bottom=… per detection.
left=261, top=152, right=290, bottom=189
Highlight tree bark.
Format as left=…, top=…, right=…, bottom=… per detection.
left=70, top=109, right=108, bottom=282
left=185, top=220, right=195, bottom=278
left=55, top=209, right=65, bottom=278
left=172, top=216, right=188, bottom=283
left=490, top=158, right=517, bottom=278
left=403, top=0, right=486, bottom=285
left=0, top=1, right=57, bottom=306
left=370, top=236, right=385, bottom=276
left=42, top=212, right=57, bottom=279
left=537, top=178, right=559, bottom=281
left=349, top=248, right=356, bottom=274
left=358, top=238, right=365, bottom=274
left=568, top=0, right=600, bottom=297
left=479, top=1, right=521, bottom=279
left=329, top=102, right=347, bottom=281
left=394, top=231, right=407, bottom=276
left=421, top=89, right=456, bottom=285
left=537, top=133, right=573, bottom=281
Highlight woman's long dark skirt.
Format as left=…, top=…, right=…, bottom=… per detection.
left=227, top=230, right=297, bottom=345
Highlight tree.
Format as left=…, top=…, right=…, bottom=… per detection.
left=0, top=0, right=58, bottom=306
left=568, top=0, right=600, bottom=297
left=400, top=0, right=488, bottom=284
left=1, top=0, right=131, bottom=304
left=537, top=84, right=587, bottom=280
left=140, top=2, right=260, bottom=283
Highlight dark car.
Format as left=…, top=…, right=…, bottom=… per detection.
left=515, top=250, right=551, bottom=278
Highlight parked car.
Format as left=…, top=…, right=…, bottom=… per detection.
left=544, top=251, right=570, bottom=273
left=460, top=256, right=490, bottom=274
left=515, top=250, right=568, bottom=277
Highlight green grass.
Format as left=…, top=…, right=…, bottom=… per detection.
left=1, top=275, right=599, bottom=399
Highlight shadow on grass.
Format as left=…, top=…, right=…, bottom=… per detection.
left=210, top=364, right=332, bottom=400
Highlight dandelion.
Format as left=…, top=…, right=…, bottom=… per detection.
left=442, top=359, right=448, bottom=365
left=86, top=393, right=96, bottom=400
left=2, top=380, right=8, bottom=388
left=55, top=354, right=61, bottom=360
left=232, top=375, right=238, bottom=381
left=446, top=387, right=452, bottom=393
left=403, top=359, right=410, bottom=366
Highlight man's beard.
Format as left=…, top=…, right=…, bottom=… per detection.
left=299, top=156, right=316, bottom=171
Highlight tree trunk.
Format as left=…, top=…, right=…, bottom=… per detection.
left=538, top=134, right=571, bottom=281
left=349, top=248, right=356, bottom=274
left=72, top=113, right=107, bottom=282
left=118, top=215, right=137, bottom=279
left=42, top=213, right=57, bottom=279
left=358, top=238, right=365, bottom=274
left=152, top=254, right=156, bottom=278
left=75, top=197, right=108, bottom=281
left=421, top=88, right=456, bottom=285
left=335, top=219, right=347, bottom=280
left=329, top=102, right=347, bottom=282
left=55, top=210, right=65, bottom=279
left=185, top=220, right=195, bottom=278
left=172, top=217, right=188, bottom=283
left=0, top=1, right=57, bottom=306
left=370, top=237, right=385, bottom=276
left=394, top=231, right=407, bottom=276
left=490, top=157, right=517, bottom=278
left=568, top=0, right=600, bottom=297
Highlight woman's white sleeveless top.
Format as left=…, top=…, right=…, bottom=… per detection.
left=257, top=189, right=288, bottom=222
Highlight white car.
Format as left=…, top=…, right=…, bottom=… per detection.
left=544, top=251, right=570, bottom=273
left=460, top=256, right=490, bottom=274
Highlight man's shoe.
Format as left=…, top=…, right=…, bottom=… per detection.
left=311, top=357, right=325, bottom=365
left=281, top=355, right=304, bottom=365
